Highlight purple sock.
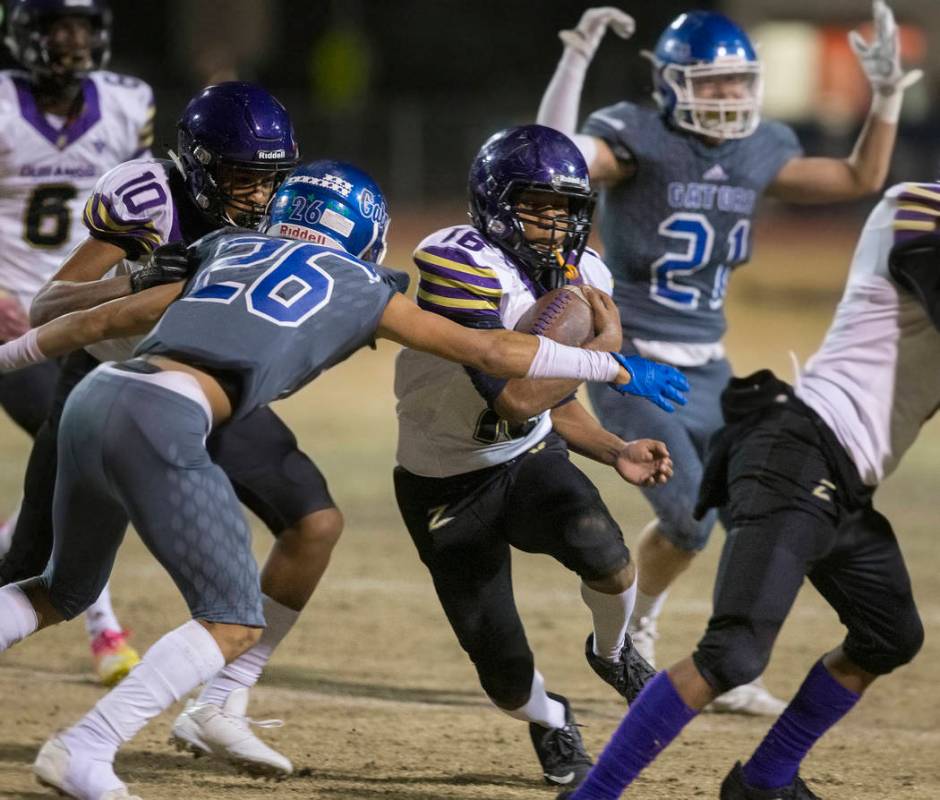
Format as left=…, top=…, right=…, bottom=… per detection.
left=742, top=660, right=860, bottom=790
left=571, top=671, right=697, bottom=800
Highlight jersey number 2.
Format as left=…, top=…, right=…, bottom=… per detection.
left=650, top=213, right=749, bottom=311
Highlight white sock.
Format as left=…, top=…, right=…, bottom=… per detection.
left=581, top=580, right=636, bottom=663
left=197, top=595, right=299, bottom=708
left=631, top=589, right=669, bottom=629
left=84, top=583, right=122, bottom=639
left=62, top=620, right=224, bottom=758
left=0, top=584, right=38, bottom=650
left=498, top=670, right=567, bottom=730
left=0, top=501, right=20, bottom=558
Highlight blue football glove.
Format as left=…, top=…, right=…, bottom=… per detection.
left=609, top=353, right=690, bottom=412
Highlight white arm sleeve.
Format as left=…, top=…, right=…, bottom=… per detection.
left=0, top=329, right=46, bottom=372
left=537, top=49, right=601, bottom=168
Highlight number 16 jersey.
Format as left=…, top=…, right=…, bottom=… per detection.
left=0, top=69, right=154, bottom=307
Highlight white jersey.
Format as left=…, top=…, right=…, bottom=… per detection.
left=395, top=225, right=613, bottom=478
left=81, top=158, right=190, bottom=362
left=0, top=69, right=154, bottom=307
left=796, top=182, right=940, bottom=486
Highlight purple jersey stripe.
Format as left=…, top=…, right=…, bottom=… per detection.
left=417, top=295, right=500, bottom=318
left=420, top=244, right=488, bottom=268
left=417, top=278, right=498, bottom=303
left=895, top=208, right=939, bottom=224
left=414, top=258, right=502, bottom=291
left=93, top=194, right=159, bottom=233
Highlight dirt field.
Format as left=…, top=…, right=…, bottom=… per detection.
left=0, top=214, right=937, bottom=799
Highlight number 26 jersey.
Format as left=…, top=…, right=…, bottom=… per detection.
left=0, top=69, right=154, bottom=307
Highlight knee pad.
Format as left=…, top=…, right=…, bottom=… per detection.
left=474, top=651, right=534, bottom=709
left=693, top=621, right=776, bottom=694
left=844, top=607, right=925, bottom=675
left=565, top=509, right=630, bottom=581
left=657, top=504, right=716, bottom=553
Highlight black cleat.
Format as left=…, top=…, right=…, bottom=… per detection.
left=585, top=632, right=656, bottom=704
left=721, top=761, right=823, bottom=799
left=528, top=693, right=593, bottom=789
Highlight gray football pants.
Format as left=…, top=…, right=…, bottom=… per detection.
left=42, top=365, right=264, bottom=627
left=588, top=353, right=732, bottom=551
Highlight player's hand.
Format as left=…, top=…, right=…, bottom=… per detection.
left=614, top=439, right=673, bottom=487
left=560, top=7, right=635, bottom=61
left=130, top=242, right=196, bottom=293
left=582, top=285, right=622, bottom=351
left=0, top=291, right=30, bottom=342
left=609, top=353, right=689, bottom=412
left=848, top=0, right=922, bottom=95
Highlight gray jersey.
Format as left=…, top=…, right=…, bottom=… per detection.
left=582, top=101, right=801, bottom=344
left=137, top=229, right=401, bottom=419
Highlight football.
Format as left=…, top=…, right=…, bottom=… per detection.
left=514, top=285, right=594, bottom=346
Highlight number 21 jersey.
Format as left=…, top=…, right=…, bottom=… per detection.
left=0, top=69, right=154, bottom=307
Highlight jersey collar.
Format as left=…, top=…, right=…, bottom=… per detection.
left=12, top=75, right=102, bottom=150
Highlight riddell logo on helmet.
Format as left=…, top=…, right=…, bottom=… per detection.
left=257, top=149, right=287, bottom=160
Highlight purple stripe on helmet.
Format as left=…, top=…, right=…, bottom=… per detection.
left=13, top=76, right=101, bottom=149
left=418, top=279, right=498, bottom=303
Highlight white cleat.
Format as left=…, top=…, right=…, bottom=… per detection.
left=707, top=677, right=788, bottom=717
left=33, top=735, right=141, bottom=800
left=627, top=615, right=659, bottom=669
left=170, top=687, right=292, bottom=779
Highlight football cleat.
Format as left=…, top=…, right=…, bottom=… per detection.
left=627, top=613, right=659, bottom=668
left=528, top=693, right=593, bottom=788
left=91, top=630, right=140, bottom=688
left=707, top=678, right=788, bottom=717
left=721, top=761, right=823, bottom=799
left=584, top=632, right=656, bottom=704
left=170, top=687, right=292, bottom=779
left=33, top=735, right=141, bottom=800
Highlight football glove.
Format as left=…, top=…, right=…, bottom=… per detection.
left=609, top=353, right=689, bottom=413
left=560, top=7, right=635, bottom=61
left=130, top=242, right=196, bottom=293
left=848, top=1, right=922, bottom=96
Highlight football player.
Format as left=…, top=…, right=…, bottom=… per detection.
left=536, top=1, right=920, bottom=714
left=0, top=158, right=677, bottom=800
left=0, top=0, right=154, bottom=684
left=555, top=179, right=933, bottom=800
left=394, top=125, right=683, bottom=789
left=0, top=81, right=342, bottom=776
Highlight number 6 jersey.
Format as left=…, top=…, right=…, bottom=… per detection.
left=0, top=69, right=154, bottom=308
left=395, top=225, right=613, bottom=478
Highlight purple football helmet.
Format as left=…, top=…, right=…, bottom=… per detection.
left=175, top=82, right=300, bottom=229
left=469, top=124, right=595, bottom=291
left=5, top=0, right=112, bottom=82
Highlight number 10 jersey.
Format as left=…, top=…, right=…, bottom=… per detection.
left=0, top=69, right=154, bottom=307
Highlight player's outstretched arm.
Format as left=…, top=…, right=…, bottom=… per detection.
left=0, top=282, right=182, bottom=371
left=30, top=238, right=131, bottom=326
left=536, top=6, right=635, bottom=185
left=768, top=0, right=920, bottom=203
left=32, top=240, right=195, bottom=327
left=377, top=290, right=630, bottom=384
left=492, top=288, right=623, bottom=423
left=551, top=399, right=673, bottom=487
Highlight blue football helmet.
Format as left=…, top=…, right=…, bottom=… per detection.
left=5, top=0, right=111, bottom=83
left=645, top=11, right=762, bottom=140
left=266, top=160, right=390, bottom=264
left=469, top=124, right=594, bottom=291
left=175, top=82, right=299, bottom=229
